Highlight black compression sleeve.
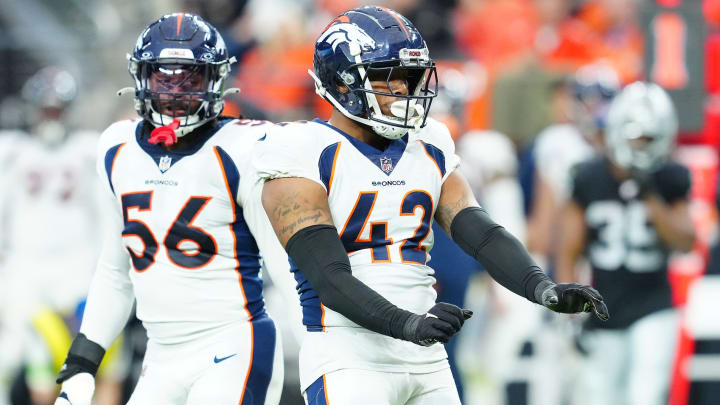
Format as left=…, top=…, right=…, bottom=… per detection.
left=450, top=206, right=551, bottom=303
left=285, top=224, right=415, bottom=339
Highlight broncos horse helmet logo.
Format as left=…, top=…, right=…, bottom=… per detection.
left=317, top=22, right=376, bottom=53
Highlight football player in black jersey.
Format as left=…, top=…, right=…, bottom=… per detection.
left=555, top=81, right=695, bottom=405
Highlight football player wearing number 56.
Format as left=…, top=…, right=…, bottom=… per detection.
left=254, top=6, right=609, bottom=404
left=52, top=13, right=294, bottom=405
left=555, top=82, right=696, bottom=405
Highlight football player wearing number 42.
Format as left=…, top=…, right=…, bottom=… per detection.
left=254, top=6, right=609, bottom=405
left=555, top=82, right=695, bottom=405
left=53, top=13, right=297, bottom=405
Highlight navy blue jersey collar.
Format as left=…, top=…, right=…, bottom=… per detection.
left=312, top=118, right=407, bottom=176
left=136, top=118, right=233, bottom=173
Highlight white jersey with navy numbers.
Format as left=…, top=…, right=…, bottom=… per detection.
left=254, top=117, right=460, bottom=390
left=86, top=118, right=288, bottom=347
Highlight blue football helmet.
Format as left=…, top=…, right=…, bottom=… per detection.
left=126, top=13, right=237, bottom=136
left=571, top=63, right=620, bottom=138
left=310, top=6, right=438, bottom=139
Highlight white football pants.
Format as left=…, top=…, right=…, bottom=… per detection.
left=303, top=367, right=460, bottom=405
left=575, top=308, right=678, bottom=405
left=127, top=315, right=283, bottom=405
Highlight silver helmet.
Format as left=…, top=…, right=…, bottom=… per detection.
left=605, top=81, right=678, bottom=173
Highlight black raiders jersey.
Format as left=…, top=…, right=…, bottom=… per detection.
left=571, top=157, right=691, bottom=329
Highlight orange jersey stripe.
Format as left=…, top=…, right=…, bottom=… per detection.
left=322, top=374, right=331, bottom=404
left=237, top=323, right=255, bottom=405
left=327, top=142, right=342, bottom=194
left=418, top=140, right=443, bottom=177
left=110, top=143, right=126, bottom=187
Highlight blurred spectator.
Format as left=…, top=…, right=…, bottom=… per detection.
left=486, top=0, right=608, bottom=147
left=454, top=0, right=642, bottom=135
left=229, top=0, right=316, bottom=122
left=183, top=0, right=254, bottom=61
left=577, top=0, right=644, bottom=83
left=389, top=0, right=463, bottom=59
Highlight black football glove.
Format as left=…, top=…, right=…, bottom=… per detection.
left=535, top=281, right=609, bottom=321
left=402, top=302, right=473, bottom=346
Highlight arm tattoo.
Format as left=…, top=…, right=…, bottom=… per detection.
left=268, top=189, right=333, bottom=244
left=279, top=211, right=325, bottom=238
left=436, top=196, right=472, bottom=234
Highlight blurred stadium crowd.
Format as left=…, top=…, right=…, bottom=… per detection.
left=1, top=0, right=719, bottom=404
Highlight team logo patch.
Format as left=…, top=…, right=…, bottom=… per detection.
left=158, top=155, right=172, bottom=173
left=380, top=156, right=393, bottom=174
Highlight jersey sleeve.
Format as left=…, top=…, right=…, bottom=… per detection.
left=252, top=123, right=328, bottom=190
left=80, top=121, right=136, bottom=349
left=415, top=118, right=460, bottom=183
left=79, top=190, right=134, bottom=349
left=95, top=120, right=136, bottom=196
left=655, top=161, right=692, bottom=204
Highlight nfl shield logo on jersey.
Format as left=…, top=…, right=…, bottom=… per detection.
left=380, top=157, right=393, bottom=174
left=159, top=155, right=172, bottom=173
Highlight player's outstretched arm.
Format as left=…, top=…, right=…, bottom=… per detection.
left=436, top=170, right=609, bottom=321
left=262, top=177, right=471, bottom=345
left=55, top=202, right=135, bottom=405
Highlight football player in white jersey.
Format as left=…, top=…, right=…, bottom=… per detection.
left=254, top=6, right=610, bottom=404
left=52, top=13, right=290, bottom=405
left=0, top=66, right=107, bottom=405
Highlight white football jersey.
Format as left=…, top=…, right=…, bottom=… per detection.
left=254, top=118, right=460, bottom=389
left=86, top=118, right=290, bottom=346
left=534, top=124, right=595, bottom=201
left=0, top=130, right=102, bottom=314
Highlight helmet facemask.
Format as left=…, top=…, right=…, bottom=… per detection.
left=130, top=58, right=232, bottom=137
left=353, top=61, right=437, bottom=139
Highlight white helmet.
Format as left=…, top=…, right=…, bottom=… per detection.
left=605, top=81, right=678, bottom=173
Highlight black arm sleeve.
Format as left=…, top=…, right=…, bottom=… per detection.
left=285, top=224, right=415, bottom=339
left=450, top=206, right=551, bottom=303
